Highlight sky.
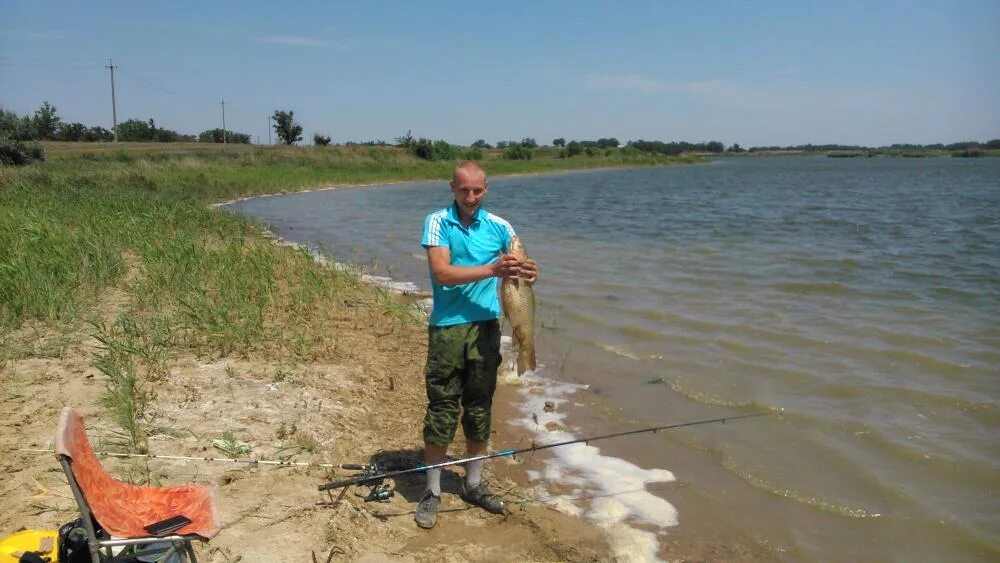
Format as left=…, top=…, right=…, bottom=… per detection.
left=2, top=1, right=999, bottom=147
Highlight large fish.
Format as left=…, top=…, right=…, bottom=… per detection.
left=501, top=236, right=536, bottom=375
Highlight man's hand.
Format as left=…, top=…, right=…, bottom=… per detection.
left=492, top=254, right=522, bottom=279
left=519, top=259, right=538, bottom=284
left=492, top=255, right=539, bottom=283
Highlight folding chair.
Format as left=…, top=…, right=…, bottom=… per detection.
left=55, top=407, right=219, bottom=563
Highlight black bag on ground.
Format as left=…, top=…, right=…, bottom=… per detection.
left=57, top=517, right=103, bottom=563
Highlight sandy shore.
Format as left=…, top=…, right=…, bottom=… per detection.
left=0, top=312, right=609, bottom=562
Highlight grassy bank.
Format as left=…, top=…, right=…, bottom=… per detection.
left=0, top=143, right=691, bottom=450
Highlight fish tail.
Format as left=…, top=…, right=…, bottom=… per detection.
left=517, top=346, right=536, bottom=375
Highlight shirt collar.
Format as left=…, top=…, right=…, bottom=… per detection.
left=446, top=202, right=487, bottom=226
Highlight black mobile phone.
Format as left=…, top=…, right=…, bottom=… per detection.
left=143, top=515, right=192, bottom=536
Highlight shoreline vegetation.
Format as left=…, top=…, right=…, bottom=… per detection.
left=4, top=143, right=771, bottom=561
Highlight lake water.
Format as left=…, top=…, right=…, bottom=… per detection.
left=228, top=156, right=999, bottom=562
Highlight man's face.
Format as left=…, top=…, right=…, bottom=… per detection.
left=450, top=172, right=488, bottom=218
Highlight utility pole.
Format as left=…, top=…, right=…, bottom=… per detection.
left=106, top=58, right=118, bottom=142
left=220, top=99, right=227, bottom=144
left=267, top=114, right=272, bottom=145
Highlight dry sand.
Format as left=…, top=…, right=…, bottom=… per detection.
left=0, top=286, right=611, bottom=563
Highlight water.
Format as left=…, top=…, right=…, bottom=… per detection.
left=228, top=156, right=1000, bottom=561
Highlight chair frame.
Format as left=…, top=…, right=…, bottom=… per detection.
left=58, top=455, right=201, bottom=563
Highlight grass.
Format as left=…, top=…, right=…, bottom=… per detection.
left=0, top=143, right=692, bottom=442
left=91, top=315, right=162, bottom=452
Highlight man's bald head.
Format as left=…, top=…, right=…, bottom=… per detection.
left=452, top=161, right=487, bottom=188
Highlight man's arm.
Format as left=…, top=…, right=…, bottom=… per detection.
left=426, top=246, right=521, bottom=286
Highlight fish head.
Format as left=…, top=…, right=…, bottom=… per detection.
left=507, top=236, right=527, bottom=260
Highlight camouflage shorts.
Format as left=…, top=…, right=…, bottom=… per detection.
left=422, top=319, right=501, bottom=446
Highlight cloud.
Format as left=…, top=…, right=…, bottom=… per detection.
left=585, top=73, right=899, bottom=113
left=255, top=35, right=326, bottom=47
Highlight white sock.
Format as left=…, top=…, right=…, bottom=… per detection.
left=426, top=468, right=442, bottom=496
left=465, top=459, right=484, bottom=488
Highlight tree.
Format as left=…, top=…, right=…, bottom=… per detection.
left=565, top=141, right=583, bottom=157
left=552, top=138, right=566, bottom=147
left=313, top=133, right=331, bottom=146
left=273, top=110, right=303, bottom=145
left=84, top=126, right=114, bottom=142
left=395, top=129, right=414, bottom=147
left=596, top=138, right=619, bottom=149
left=117, top=119, right=155, bottom=142
left=32, top=101, right=61, bottom=140
left=200, top=128, right=250, bottom=144
left=57, top=122, right=88, bottom=141
left=520, top=137, right=538, bottom=148
left=0, top=108, right=32, bottom=140
left=471, top=139, right=491, bottom=149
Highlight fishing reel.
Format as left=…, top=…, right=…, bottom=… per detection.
left=341, top=463, right=394, bottom=503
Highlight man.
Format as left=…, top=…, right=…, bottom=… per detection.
left=416, top=161, right=538, bottom=529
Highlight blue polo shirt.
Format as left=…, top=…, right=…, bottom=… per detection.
left=421, top=203, right=515, bottom=327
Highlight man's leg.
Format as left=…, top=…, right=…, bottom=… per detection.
left=464, top=439, right=487, bottom=488
left=459, top=320, right=505, bottom=514
left=423, top=443, right=448, bottom=496
left=417, top=324, right=466, bottom=529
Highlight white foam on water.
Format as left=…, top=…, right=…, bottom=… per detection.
left=497, top=336, right=543, bottom=385
left=266, top=234, right=429, bottom=299
left=598, top=343, right=642, bottom=360
left=507, top=370, right=679, bottom=562
left=603, top=523, right=662, bottom=563
left=360, top=273, right=421, bottom=294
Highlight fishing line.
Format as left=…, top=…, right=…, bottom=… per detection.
left=16, top=449, right=340, bottom=469
left=319, top=410, right=776, bottom=491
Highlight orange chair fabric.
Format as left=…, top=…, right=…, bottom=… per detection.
left=55, top=407, right=220, bottom=539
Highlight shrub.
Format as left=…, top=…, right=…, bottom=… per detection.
left=313, top=133, right=332, bottom=146
left=952, top=149, right=984, bottom=158
left=433, top=140, right=458, bottom=160
left=410, top=138, right=458, bottom=161
left=504, top=144, right=533, bottom=160
left=0, top=137, right=45, bottom=166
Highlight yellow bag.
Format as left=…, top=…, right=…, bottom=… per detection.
left=0, top=529, right=58, bottom=561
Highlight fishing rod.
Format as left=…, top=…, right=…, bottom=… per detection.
left=17, top=449, right=341, bottom=469
left=319, top=410, right=774, bottom=492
